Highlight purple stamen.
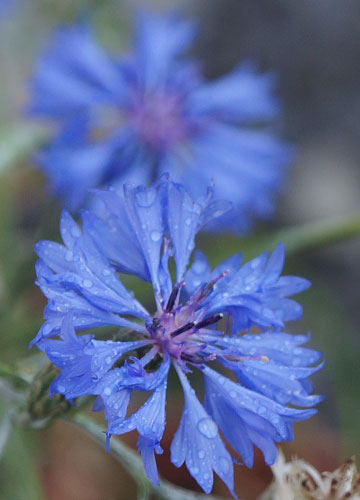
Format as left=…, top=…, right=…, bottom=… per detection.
left=170, top=322, right=195, bottom=338
left=195, top=313, right=224, bottom=330
left=165, top=280, right=184, bottom=313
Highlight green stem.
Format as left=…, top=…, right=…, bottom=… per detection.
left=269, top=213, right=360, bottom=256
left=70, top=413, right=233, bottom=500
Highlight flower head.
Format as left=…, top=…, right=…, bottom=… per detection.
left=32, top=177, right=322, bottom=496
left=29, top=11, right=292, bottom=232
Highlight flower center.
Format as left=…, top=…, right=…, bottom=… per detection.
left=129, top=92, right=189, bottom=150
left=146, top=280, right=224, bottom=364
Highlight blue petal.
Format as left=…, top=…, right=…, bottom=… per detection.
left=233, top=359, right=324, bottom=407
left=32, top=260, right=141, bottom=345
left=184, top=251, right=211, bottom=296
left=203, top=244, right=310, bottom=332
left=122, top=179, right=166, bottom=297
left=167, top=180, right=230, bottom=283
left=187, top=61, right=279, bottom=122
left=203, top=366, right=316, bottom=466
left=170, top=367, right=235, bottom=496
left=109, top=378, right=168, bottom=486
left=82, top=194, right=152, bottom=282
left=29, top=23, right=124, bottom=116
left=135, top=10, right=196, bottom=88
left=204, top=332, right=322, bottom=367
left=44, top=314, right=148, bottom=400
left=34, top=210, right=149, bottom=324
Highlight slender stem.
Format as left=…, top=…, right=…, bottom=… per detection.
left=202, top=212, right=360, bottom=264
left=271, top=213, right=360, bottom=256
left=70, top=413, right=232, bottom=500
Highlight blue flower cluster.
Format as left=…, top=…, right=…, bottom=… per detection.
left=32, top=176, right=322, bottom=496
left=29, top=11, right=292, bottom=233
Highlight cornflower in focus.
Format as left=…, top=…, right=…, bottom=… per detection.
left=32, top=176, right=323, bottom=496
left=29, top=10, right=292, bottom=233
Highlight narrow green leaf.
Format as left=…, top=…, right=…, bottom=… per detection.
left=200, top=213, right=360, bottom=265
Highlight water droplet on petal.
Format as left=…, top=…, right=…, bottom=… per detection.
left=185, top=217, right=192, bottom=226
left=103, top=387, right=112, bottom=396
left=150, top=231, right=162, bottom=242
left=197, top=418, right=218, bottom=439
left=198, top=450, right=206, bottom=459
left=83, top=279, right=93, bottom=289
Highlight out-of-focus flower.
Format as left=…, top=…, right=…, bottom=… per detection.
left=29, top=11, right=292, bottom=233
left=260, top=451, right=360, bottom=500
left=32, top=177, right=321, bottom=496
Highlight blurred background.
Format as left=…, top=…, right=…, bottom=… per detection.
left=0, top=0, right=360, bottom=498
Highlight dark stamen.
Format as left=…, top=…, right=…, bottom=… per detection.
left=170, top=322, right=195, bottom=337
left=165, top=281, right=184, bottom=313
left=198, top=270, right=229, bottom=301
left=181, top=352, right=217, bottom=364
left=195, top=313, right=224, bottom=330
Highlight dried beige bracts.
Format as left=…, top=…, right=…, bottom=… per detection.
left=259, top=451, right=360, bottom=500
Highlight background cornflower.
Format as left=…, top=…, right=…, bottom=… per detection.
left=32, top=177, right=322, bottom=495
left=29, top=10, right=291, bottom=233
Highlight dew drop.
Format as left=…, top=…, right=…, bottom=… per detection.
left=103, top=387, right=112, bottom=396
left=150, top=231, right=162, bottom=242
left=229, top=391, right=236, bottom=399
left=258, top=406, right=266, bottom=415
left=57, top=385, right=65, bottom=393
left=213, top=210, right=223, bottom=218
left=198, top=450, right=206, bottom=459
left=83, top=279, right=93, bottom=288
left=185, top=217, right=192, bottom=226
left=197, top=418, right=218, bottom=439
left=103, top=269, right=111, bottom=276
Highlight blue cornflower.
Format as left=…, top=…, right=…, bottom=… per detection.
left=29, top=11, right=292, bottom=233
left=32, top=177, right=322, bottom=496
